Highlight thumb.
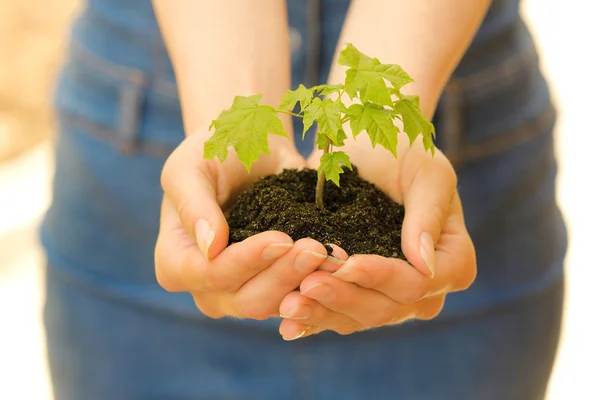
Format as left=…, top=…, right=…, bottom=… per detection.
left=161, top=136, right=230, bottom=261
left=400, top=156, right=457, bottom=279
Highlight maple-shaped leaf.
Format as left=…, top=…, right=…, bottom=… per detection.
left=204, top=94, right=287, bottom=171
left=403, top=94, right=420, bottom=107
left=390, top=88, right=420, bottom=105
left=316, top=128, right=347, bottom=149
left=394, top=96, right=436, bottom=155
left=346, top=102, right=399, bottom=157
left=302, top=98, right=342, bottom=138
left=318, top=151, right=352, bottom=187
left=338, top=43, right=413, bottom=106
left=279, top=84, right=314, bottom=112
left=311, top=84, right=344, bottom=96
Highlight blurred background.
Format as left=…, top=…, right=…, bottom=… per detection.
left=0, top=0, right=597, bottom=398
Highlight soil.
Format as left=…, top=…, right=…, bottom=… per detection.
left=227, top=166, right=406, bottom=259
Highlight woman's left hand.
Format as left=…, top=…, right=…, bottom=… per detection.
left=278, top=134, right=477, bottom=340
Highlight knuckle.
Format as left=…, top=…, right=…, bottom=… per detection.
left=419, top=297, right=445, bottom=320
left=460, top=265, right=477, bottom=291
left=234, top=291, right=274, bottom=321
left=269, top=266, right=301, bottom=289
left=455, top=245, right=478, bottom=291
left=176, top=197, right=198, bottom=232
left=364, top=304, right=396, bottom=327
left=154, top=245, right=182, bottom=293
left=192, top=295, right=225, bottom=319
left=351, top=263, right=376, bottom=287
left=202, top=268, right=232, bottom=293
left=160, top=153, right=177, bottom=193
left=179, top=250, right=209, bottom=291
left=181, top=251, right=235, bottom=294
left=155, top=267, right=181, bottom=292
left=334, top=324, right=358, bottom=336
left=423, top=202, right=445, bottom=235
left=435, top=155, right=458, bottom=187
left=447, top=168, right=458, bottom=190
left=238, top=300, right=273, bottom=321
left=397, top=279, right=428, bottom=304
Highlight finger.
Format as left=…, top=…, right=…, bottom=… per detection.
left=329, top=254, right=446, bottom=303
left=317, top=243, right=349, bottom=273
left=433, top=192, right=477, bottom=292
left=155, top=197, right=205, bottom=292
left=279, top=320, right=325, bottom=341
left=197, top=230, right=295, bottom=293
left=401, top=151, right=458, bottom=279
left=278, top=291, right=361, bottom=339
left=157, top=199, right=294, bottom=293
left=327, top=243, right=349, bottom=260
left=332, top=255, right=432, bottom=303
left=232, top=239, right=328, bottom=320
left=332, top=192, right=475, bottom=300
left=299, top=272, right=439, bottom=327
left=161, top=133, right=231, bottom=260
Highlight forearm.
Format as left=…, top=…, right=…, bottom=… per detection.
left=330, top=0, right=491, bottom=119
left=152, top=0, right=292, bottom=136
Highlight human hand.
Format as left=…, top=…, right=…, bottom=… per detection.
left=277, top=135, right=476, bottom=339
left=155, top=132, right=338, bottom=320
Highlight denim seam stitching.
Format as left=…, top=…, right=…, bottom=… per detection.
left=450, top=41, right=538, bottom=96
left=69, top=41, right=179, bottom=99
left=449, top=102, right=556, bottom=165
left=59, top=111, right=176, bottom=159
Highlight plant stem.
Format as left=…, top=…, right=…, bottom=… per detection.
left=276, top=109, right=303, bottom=118
left=315, top=138, right=331, bottom=209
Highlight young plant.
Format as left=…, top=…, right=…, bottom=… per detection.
left=204, top=43, right=436, bottom=208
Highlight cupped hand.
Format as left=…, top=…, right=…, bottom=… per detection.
left=155, top=131, right=334, bottom=320
left=277, top=135, right=476, bottom=340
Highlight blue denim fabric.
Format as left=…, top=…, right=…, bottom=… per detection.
left=41, top=0, right=567, bottom=398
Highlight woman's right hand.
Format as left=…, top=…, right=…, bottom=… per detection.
left=155, top=131, right=332, bottom=320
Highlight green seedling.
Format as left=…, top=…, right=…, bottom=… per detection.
left=204, top=43, right=435, bottom=208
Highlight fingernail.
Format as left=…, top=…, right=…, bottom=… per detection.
left=327, top=256, right=345, bottom=265
left=316, top=255, right=346, bottom=273
left=283, top=328, right=307, bottom=341
left=420, top=232, right=436, bottom=278
left=332, top=263, right=367, bottom=282
left=262, top=243, right=293, bottom=260
left=295, top=250, right=327, bottom=273
left=195, top=219, right=215, bottom=261
left=332, top=264, right=355, bottom=280
left=301, top=283, right=335, bottom=302
left=280, top=305, right=309, bottom=320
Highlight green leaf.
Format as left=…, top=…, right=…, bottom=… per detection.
left=316, top=128, right=347, bottom=149
left=311, top=84, right=344, bottom=96
left=390, top=89, right=420, bottom=106
left=302, top=97, right=342, bottom=138
left=394, top=96, right=436, bottom=155
left=318, top=151, right=352, bottom=187
left=338, top=43, right=413, bottom=106
left=345, top=102, right=399, bottom=157
left=203, top=140, right=228, bottom=162
left=403, top=94, right=420, bottom=107
left=279, top=84, right=314, bottom=112
left=204, top=94, right=288, bottom=171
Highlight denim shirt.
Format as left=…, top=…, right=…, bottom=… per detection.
left=41, top=0, right=567, bottom=323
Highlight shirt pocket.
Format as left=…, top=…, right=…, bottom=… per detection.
left=54, top=37, right=185, bottom=160
left=435, top=19, right=557, bottom=169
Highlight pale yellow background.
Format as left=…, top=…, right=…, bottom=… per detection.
left=0, top=1, right=597, bottom=398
